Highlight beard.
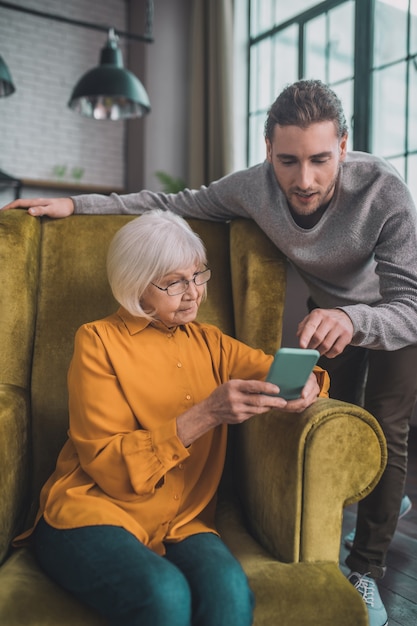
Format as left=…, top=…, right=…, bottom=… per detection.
left=282, top=167, right=340, bottom=217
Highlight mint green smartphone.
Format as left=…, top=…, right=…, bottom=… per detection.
left=265, top=347, right=320, bottom=400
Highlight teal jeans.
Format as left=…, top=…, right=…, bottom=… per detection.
left=34, top=517, right=255, bottom=626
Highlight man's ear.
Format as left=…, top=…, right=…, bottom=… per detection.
left=339, top=133, right=348, bottom=161
left=265, top=138, right=272, bottom=162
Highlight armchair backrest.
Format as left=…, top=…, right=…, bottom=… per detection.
left=31, top=216, right=238, bottom=513
left=0, top=210, right=287, bottom=562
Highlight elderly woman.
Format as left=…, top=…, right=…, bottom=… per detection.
left=26, top=210, right=329, bottom=626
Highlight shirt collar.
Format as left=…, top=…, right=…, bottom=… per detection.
left=116, top=307, right=190, bottom=337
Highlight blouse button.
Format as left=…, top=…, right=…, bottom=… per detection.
left=172, top=454, right=179, bottom=461
left=173, top=494, right=180, bottom=501
left=177, top=362, right=182, bottom=368
left=185, top=394, right=191, bottom=401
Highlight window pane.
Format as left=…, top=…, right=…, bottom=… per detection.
left=372, top=63, right=407, bottom=157
left=250, top=0, right=275, bottom=37
left=374, top=0, right=408, bottom=66
left=328, top=1, right=354, bottom=83
left=409, top=57, right=417, bottom=151
left=248, top=113, right=267, bottom=167
left=305, top=14, right=327, bottom=81
left=272, top=25, right=299, bottom=97
left=249, top=46, right=259, bottom=111
left=387, top=156, right=405, bottom=181
left=411, top=0, right=417, bottom=55
left=274, top=0, right=318, bottom=24
left=333, top=80, right=354, bottom=149
left=250, top=39, right=273, bottom=111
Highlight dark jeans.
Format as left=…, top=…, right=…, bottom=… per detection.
left=317, top=341, right=417, bottom=578
left=34, top=518, right=255, bottom=626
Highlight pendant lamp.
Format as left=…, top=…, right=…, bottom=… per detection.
left=0, top=54, right=15, bottom=97
left=68, top=28, right=150, bottom=120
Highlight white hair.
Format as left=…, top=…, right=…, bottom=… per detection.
left=107, top=210, right=208, bottom=319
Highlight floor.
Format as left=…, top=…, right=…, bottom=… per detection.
left=339, top=425, right=417, bottom=625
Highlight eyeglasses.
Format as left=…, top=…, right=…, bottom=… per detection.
left=151, top=268, right=211, bottom=296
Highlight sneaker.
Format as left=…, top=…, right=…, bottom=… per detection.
left=348, top=572, right=388, bottom=626
left=344, top=494, right=412, bottom=549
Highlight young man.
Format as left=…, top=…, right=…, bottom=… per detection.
left=3, top=79, right=417, bottom=626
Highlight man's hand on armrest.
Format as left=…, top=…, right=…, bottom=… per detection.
left=0, top=197, right=74, bottom=218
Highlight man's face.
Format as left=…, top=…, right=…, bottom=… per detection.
left=266, top=121, right=347, bottom=217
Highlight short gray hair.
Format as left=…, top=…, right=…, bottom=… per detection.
left=107, top=210, right=207, bottom=319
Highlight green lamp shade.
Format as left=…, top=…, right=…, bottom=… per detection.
left=68, top=66, right=150, bottom=120
left=68, top=30, right=150, bottom=120
left=0, top=54, right=16, bottom=97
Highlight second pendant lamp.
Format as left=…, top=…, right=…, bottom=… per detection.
left=68, top=28, right=151, bottom=121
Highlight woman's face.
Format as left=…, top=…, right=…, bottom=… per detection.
left=141, top=264, right=206, bottom=328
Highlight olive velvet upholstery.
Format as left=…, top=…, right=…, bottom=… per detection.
left=0, top=209, right=386, bottom=625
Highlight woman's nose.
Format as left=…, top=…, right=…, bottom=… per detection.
left=184, top=280, right=199, bottom=296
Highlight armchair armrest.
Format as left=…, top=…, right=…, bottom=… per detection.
left=237, top=398, right=387, bottom=564
left=0, top=385, right=30, bottom=564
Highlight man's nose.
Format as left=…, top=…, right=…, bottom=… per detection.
left=296, top=163, right=314, bottom=189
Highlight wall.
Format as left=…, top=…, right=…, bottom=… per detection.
left=0, top=0, right=192, bottom=204
left=0, top=0, right=129, bottom=202
left=140, top=0, right=192, bottom=190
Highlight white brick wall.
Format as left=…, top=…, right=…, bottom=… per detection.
left=0, top=0, right=129, bottom=190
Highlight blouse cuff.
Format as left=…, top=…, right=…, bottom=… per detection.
left=122, top=420, right=190, bottom=495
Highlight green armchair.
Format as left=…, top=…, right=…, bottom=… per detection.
left=0, top=209, right=386, bottom=625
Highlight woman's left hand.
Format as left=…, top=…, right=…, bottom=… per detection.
left=282, top=372, right=321, bottom=413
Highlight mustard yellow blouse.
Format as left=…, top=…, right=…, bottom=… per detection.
left=32, top=307, right=329, bottom=555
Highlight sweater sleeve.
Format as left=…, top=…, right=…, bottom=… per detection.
left=339, top=177, right=417, bottom=350
left=70, top=165, right=270, bottom=220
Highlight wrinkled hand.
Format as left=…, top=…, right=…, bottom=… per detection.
left=203, top=379, right=288, bottom=426
left=0, top=197, right=74, bottom=218
left=204, top=375, right=321, bottom=424
left=283, top=371, right=321, bottom=413
left=177, top=377, right=322, bottom=446
left=297, top=308, right=353, bottom=358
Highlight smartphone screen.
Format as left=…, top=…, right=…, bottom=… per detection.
left=265, top=347, right=320, bottom=400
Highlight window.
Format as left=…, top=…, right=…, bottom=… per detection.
left=372, top=0, right=417, bottom=199
left=247, top=0, right=417, bottom=201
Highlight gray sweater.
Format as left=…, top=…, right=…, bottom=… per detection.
left=73, top=152, right=417, bottom=351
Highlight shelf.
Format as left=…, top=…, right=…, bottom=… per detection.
left=20, top=178, right=124, bottom=195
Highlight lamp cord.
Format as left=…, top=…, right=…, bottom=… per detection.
left=145, top=0, right=154, bottom=40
